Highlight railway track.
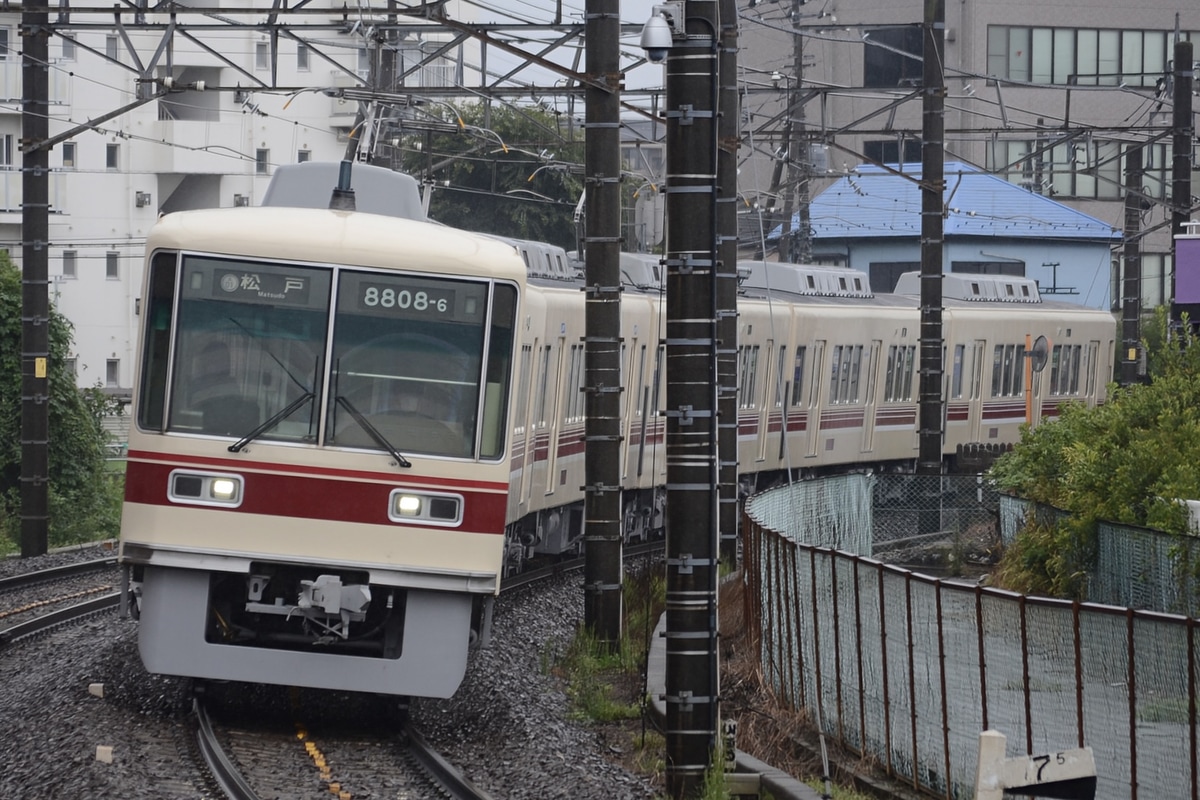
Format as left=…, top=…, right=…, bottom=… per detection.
left=0, top=558, right=121, bottom=649
left=0, top=556, right=121, bottom=633
left=193, top=690, right=496, bottom=800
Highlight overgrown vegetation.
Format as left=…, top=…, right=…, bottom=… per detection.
left=0, top=259, right=124, bottom=553
left=400, top=102, right=585, bottom=249
left=988, top=309, right=1200, bottom=597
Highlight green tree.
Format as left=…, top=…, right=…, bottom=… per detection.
left=989, top=310, right=1200, bottom=595
left=401, top=102, right=585, bottom=248
left=0, top=259, right=124, bottom=552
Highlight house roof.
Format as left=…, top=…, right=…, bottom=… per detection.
left=779, top=162, right=1123, bottom=242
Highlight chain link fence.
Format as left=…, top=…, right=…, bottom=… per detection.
left=743, top=474, right=1200, bottom=800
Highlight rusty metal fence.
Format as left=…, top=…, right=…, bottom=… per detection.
left=742, top=474, right=1200, bottom=800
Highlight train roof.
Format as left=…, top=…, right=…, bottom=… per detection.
left=146, top=206, right=526, bottom=284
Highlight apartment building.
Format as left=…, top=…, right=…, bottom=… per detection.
left=2, top=2, right=466, bottom=401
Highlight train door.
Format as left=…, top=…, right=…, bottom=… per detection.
left=806, top=340, right=826, bottom=458
left=756, top=340, right=774, bottom=461
left=968, top=339, right=985, bottom=442
left=544, top=336, right=566, bottom=495
left=861, top=340, right=881, bottom=453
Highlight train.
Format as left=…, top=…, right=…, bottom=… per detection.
left=117, top=162, right=1116, bottom=698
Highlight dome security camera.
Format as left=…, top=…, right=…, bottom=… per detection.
left=640, top=12, right=674, bottom=63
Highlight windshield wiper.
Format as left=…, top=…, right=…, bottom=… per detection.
left=228, top=392, right=315, bottom=453
left=334, top=395, right=412, bottom=468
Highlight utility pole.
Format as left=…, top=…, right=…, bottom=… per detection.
left=19, top=0, right=50, bottom=557
left=582, top=0, right=624, bottom=648
left=779, top=0, right=811, bottom=263
left=662, top=0, right=722, bottom=794
left=1121, top=146, right=1144, bottom=386
left=916, top=0, right=946, bottom=479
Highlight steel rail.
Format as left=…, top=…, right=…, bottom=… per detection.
left=0, top=556, right=118, bottom=593
left=0, top=591, right=120, bottom=648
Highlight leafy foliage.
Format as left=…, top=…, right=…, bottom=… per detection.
left=0, top=259, right=124, bottom=552
left=400, top=102, right=584, bottom=248
left=988, top=310, right=1200, bottom=596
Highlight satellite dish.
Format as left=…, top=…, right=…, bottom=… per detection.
left=1030, top=335, right=1051, bottom=372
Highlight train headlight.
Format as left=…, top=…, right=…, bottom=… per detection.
left=395, top=494, right=422, bottom=516
left=388, top=489, right=463, bottom=526
left=168, top=470, right=244, bottom=507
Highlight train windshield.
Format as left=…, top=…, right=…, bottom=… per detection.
left=138, top=251, right=517, bottom=460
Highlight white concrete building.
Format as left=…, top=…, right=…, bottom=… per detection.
left=1, top=2, right=473, bottom=404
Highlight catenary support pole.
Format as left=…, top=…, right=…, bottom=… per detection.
left=1121, top=146, right=1143, bottom=386
left=663, top=0, right=721, bottom=795
left=582, top=0, right=624, bottom=647
left=1171, top=40, right=1194, bottom=326
left=916, top=0, right=946, bottom=478
left=20, top=0, right=51, bottom=557
left=716, top=0, right=739, bottom=566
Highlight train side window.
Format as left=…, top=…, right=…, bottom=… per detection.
left=970, top=341, right=985, bottom=399
left=790, top=346, right=806, bottom=406
left=136, top=251, right=179, bottom=431
left=1085, top=341, right=1099, bottom=397
left=534, top=345, right=551, bottom=427
left=514, top=344, right=533, bottom=434
left=480, top=284, right=517, bottom=459
left=774, top=345, right=787, bottom=407
left=740, top=345, right=760, bottom=408
left=991, top=346, right=1004, bottom=397
left=847, top=345, right=863, bottom=402
left=951, top=344, right=965, bottom=398
left=829, top=345, right=843, bottom=404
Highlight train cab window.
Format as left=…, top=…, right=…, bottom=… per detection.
left=327, top=271, right=507, bottom=459
left=165, top=256, right=332, bottom=441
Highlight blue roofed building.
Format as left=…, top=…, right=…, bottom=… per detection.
left=768, top=162, right=1122, bottom=310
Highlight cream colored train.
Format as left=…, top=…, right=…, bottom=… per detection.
left=508, top=249, right=1115, bottom=566
left=118, top=163, right=1115, bottom=699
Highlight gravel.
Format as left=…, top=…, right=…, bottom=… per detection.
left=0, top=544, right=658, bottom=799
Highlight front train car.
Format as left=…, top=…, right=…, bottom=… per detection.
left=119, top=205, right=523, bottom=697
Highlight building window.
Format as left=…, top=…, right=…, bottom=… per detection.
left=987, top=136, right=1156, bottom=201
left=62, top=250, right=77, bottom=279
left=106, top=251, right=119, bottom=279
left=106, top=143, right=119, bottom=170
left=297, top=43, right=309, bottom=71
left=106, top=35, right=119, bottom=61
left=61, top=37, right=76, bottom=61
left=864, top=138, right=922, bottom=165
left=357, top=47, right=371, bottom=78
left=106, top=359, right=120, bottom=387
left=0, top=134, right=12, bottom=169
left=0, top=28, right=10, bottom=60
left=61, top=142, right=76, bottom=168
left=65, top=357, right=77, bottom=377
left=255, top=148, right=270, bottom=175
left=255, top=41, right=269, bottom=71
left=297, top=149, right=311, bottom=163
left=863, top=26, right=923, bottom=88
left=987, top=25, right=1175, bottom=88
